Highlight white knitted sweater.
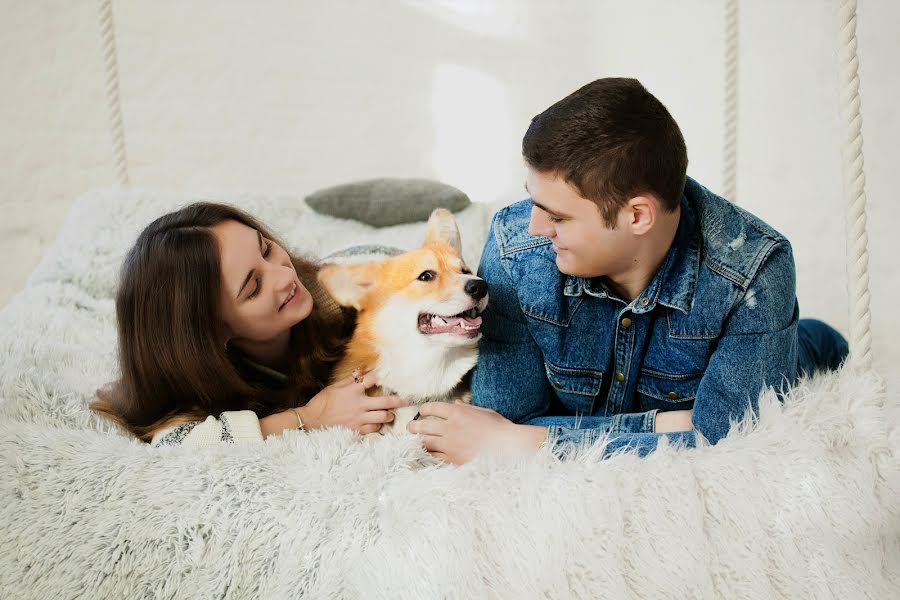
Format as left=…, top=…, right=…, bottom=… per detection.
left=151, top=410, right=265, bottom=447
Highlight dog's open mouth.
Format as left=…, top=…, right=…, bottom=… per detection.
left=418, top=307, right=482, bottom=337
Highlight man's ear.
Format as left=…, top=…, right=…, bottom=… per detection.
left=317, top=262, right=380, bottom=310
left=626, top=195, right=656, bottom=235
left=424, top=208, right=462, bottom=254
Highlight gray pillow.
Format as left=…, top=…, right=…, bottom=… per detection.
left=305, top=178, right=471, bottom=228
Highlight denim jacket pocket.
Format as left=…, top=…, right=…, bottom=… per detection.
left=544, top=361, right=602, bottom=415
left=636, top=368, right=702, bottom=411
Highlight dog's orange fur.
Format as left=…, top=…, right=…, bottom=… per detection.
left=326, top=240, right=470, bottom=389
left=318, top=209, right=480, bottom=406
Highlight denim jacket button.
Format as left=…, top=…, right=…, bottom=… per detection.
left=615, top=372, right=625, bottom=382
left=640, top=297, right=650, bottom=306
left=667, top=391, right=679, bottom=400
left=553, top=380, right=563, bottom=389
left=620, top=317, right=632, bottom=328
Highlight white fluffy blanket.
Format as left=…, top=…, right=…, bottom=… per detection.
left=1, top=189, right=898, bottom=599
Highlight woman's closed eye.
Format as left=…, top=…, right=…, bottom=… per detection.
left=248, top=241, right=273, bottom=299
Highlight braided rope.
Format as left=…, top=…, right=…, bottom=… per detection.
left=837, top=0, right=873, bottom=371
left=98, top=0, right=129, bottom=186
left=722, top=0, right=739, bottom=203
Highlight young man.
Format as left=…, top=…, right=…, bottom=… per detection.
left=408, top=78, right=848, bottom=464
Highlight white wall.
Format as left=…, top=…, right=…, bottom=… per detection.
left=1, top=0, right=897, bottom=370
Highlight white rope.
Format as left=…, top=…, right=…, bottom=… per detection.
left=837, top=0, right=873, bottom=371
left=722, top=0, right=739, bottom=203
left=98, top=0, right=129, bottom=186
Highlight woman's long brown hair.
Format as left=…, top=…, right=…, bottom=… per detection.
left=91, top=202, right=351, bottom=442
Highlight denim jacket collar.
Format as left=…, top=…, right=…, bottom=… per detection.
left=563, top=186, right=701, bottom=316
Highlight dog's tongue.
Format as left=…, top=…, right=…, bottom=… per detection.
left=462, top=315, right=482, bottom=327
left=431, top=317, right=461, bottom=333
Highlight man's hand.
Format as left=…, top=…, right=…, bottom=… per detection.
left=653, top=409, right=694, bottom=433
left=407, top=401, right=547, bottom=465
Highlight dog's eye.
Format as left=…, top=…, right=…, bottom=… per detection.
left=461, top=267, right=472, bottom=275
left=417, top=270, right=436, bottom=282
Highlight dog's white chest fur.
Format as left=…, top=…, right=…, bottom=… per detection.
left=372, top=323, right=478, bottom=400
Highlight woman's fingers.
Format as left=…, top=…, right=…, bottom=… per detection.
left=358, top=423, right=381, bottom=435
left=339, top=369, right=377, bottom=387
left=358, top=370, right=380, bottom=389
left=365, top=410, right=395, bottom=424
left=363, top=394, right=408, bottom=411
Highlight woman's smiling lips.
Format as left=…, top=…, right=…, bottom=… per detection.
left=279, top=282, right=299, bottom=310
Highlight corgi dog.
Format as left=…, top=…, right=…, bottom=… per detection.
left=317, top=208, right=488, bottom=437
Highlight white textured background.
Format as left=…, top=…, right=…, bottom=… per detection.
left=1, top=0, right=897, bottom=369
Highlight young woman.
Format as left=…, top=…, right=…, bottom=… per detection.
left=92, top=202, right=407, bottom=447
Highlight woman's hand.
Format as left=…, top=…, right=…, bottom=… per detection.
left=653, top=409, right=694, bottom=433
left=299, top=371, right=408, bottom=434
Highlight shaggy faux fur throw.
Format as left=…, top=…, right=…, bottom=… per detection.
left=1, top=189, right=898, bottom=599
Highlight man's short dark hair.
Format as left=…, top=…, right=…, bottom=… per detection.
left=523, top=78, right=688, bottom=228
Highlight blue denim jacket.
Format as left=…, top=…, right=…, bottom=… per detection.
left=471, top=177, right=799, bottom=457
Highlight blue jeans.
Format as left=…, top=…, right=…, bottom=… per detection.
left=525, top=318, right=849, bottom=433
left=797, top=318, right=849, bottom=377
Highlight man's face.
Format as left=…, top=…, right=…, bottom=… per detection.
left=526, top=166, right=636, bottom=279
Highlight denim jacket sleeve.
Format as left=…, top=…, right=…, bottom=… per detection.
left=690, top=241, right=799, bottom=445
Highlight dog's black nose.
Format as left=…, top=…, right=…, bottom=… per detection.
left=464, top=278, right=487, bottom=300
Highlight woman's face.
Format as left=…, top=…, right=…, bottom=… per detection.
left=212, top=220, right=313, bottom=346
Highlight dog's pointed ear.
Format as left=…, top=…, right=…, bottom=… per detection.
left=317, top=262, right=379, bottom=310
left=424, top=208, right=461, bottom=254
